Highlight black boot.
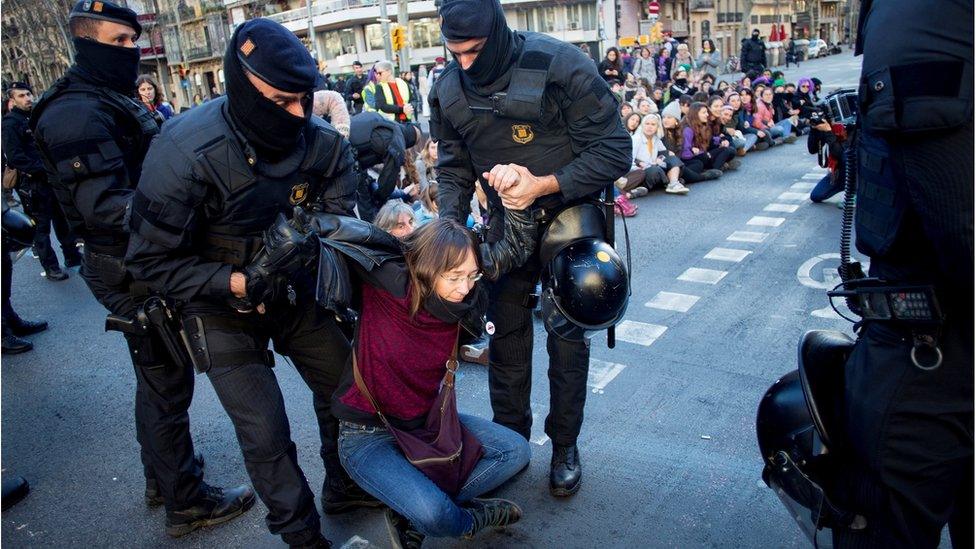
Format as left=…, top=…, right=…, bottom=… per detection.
left=463, top=498, right=523, bottom=539
left=385, top=508, right=425, bottom=549
left=1, top=334, right=33, bottom=354
left=146, top=452, right=205, bottom=507
left=10, top=318, right=48, bottom=337
left=321, top=456, right=382, bottom=514
left=549, top=444, right=582, bottom=497
left=1, top=475, right=30, bottom=510
left=165, top=483, right=256, bottom=537
left=43, top=267, right=68, bottom=281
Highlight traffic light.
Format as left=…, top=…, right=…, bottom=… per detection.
left=650, top=22, right=663, bottom=43
left=391, top=26, right=406, bottom=52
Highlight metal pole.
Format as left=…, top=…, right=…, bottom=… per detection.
left=306, top=0, right=319, bottom=63
left=397, top=0, right=410, bottom=74
left=379, top=1, right=393, bottom=62
left=173, top=2, right=189, bottom=108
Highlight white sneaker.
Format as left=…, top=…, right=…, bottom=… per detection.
left=665, top=181, right=690, bottom=195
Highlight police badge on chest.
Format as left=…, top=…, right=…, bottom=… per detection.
left=511, top=124, right=534, bottom=144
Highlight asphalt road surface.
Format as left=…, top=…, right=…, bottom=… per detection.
left=3, top=52, right=866, bottom=548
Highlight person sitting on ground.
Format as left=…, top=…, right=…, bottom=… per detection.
left=727, top=92, right=770, bottom=152
left=415, top=181, right=439, bottom=226
left=626, top=113, right=689, bottom=196
left=661, top=93, right=692, bottom=126
left=709, top=97, right=747, bottom=156
left=661, top=114, right=723, bottom=184
left=374, top=199, right=417, bottom=239
left=622, top=73, right=641, bottom=103
left=620, top=101, right=635, bottom=121
left=669, top=69, right=694, bottom=104
left=415, top=137, right=438, bottom=194
left=636, top=98, right=657, bottom=116
left=333, top=217, right=533, bottom=547
left=654, top=47, right=673, bottom=87
left=717, top=80, right=730, bottom=96
left=679, top=102, right=739, bottom=173
left=772, top=85, right=802, bottom=133
left=754, top=86, right=797, bottom=143
left=598, top=47, right=624, bottom=86
left=624, top=112, right=643, bottom=136
left=691, top=90, right=709, bottom=104
left=650, top=86, right=666, bottom=112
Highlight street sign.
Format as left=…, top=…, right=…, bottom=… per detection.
left=638, top=35, right=650, bottom=45
left=648, top=1, right=660, bottom=16
left=618, top=36, right=638, bottom=47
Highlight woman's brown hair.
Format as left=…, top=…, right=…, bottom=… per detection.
left=681, top=102, right=712, bottom=152
left=401, top=218, right=480, bottom=316
left=135, top=74, right=163, bottom=107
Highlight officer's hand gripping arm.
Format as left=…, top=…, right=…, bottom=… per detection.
left=480, top=208, right=537, bottom=281
left=237, top=208, right=317, bottom=309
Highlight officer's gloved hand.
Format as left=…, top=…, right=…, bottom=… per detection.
left=238, top=210, right=317, bottom=308
left=480, top=208, right=537, bottom=281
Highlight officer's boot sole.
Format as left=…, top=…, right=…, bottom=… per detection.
left=322, top=494, right=385, bottom=515
left=549, top=476, right=582, bottom=498
left=165, top=492, right=256, bottom=538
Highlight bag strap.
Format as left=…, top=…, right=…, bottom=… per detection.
left=352, top=329, right=461, bottom=425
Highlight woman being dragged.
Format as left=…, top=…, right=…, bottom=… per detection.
left=661, top=114, right=723, bottom=184
left=678, top=102, right=738, bottom=176
left=326, top=212, right=536, bottom=548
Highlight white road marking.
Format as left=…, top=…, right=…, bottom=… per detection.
left=615, top=321, right=667, bottom=346
left=791, top=182, right=816, bottom=191
left=678, top=267, right=728, bottom=285
left=747, top=216, right=786, bottom=227
left=588, top=358, right=628, bottom=394
left=797, top=253, right=841, bottom=290
left=777, top=192, right=809, bottom=201
left=530, top=409, right=550, bottom=446
left=645, top=291, right=701, bottom=312
left=704, top=247, right=752, bottom=262
left=764, top=203, right=800, bottom=213
left=340, top=536, right=372, bottom=549
left=812, top=305, right=844, bottom=320
left=802, top=173, right=824, bottom=180
left=727, top=230, right=767, bottom=243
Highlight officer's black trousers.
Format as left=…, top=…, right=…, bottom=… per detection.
left=183, top=302, right=349, bottom=543
left=2, top=251, right=16, bottom=326
left=80, top=249, right=202, bottom=513
left=20, top=183, right=80, bottom=271
left=833, top=320, right=973, bottom=549
left=487, top=265, right=590, bottom=447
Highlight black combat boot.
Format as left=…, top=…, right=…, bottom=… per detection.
left=164, top=483, right=256, bottom=537
left=462, top=498, right=523, bottom=539
left=43, top=267, right=68, bottom=281
left=145, top=452, right=205, bottom=507
left=321, top=456, right=382, bottom=514
left=1, top=475, right=30, bottom=510
left=10, top=318, right=47, bottom=337
left=1, top=333, right=33, bottom=354
left=385, top=508, right=425, bottom=549
left=549, top=444, right=582, bottom=497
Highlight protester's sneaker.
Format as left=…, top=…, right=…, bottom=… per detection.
left=460, top=343, right=489, bottom=366
left=626, top=186, right=649, bottom=199
left=165, top=484, right=255, bottom=537
left=752, top=141, right=771, bottom=151
left=613, top=195, right=637, bottom=217
left=664, top=181, right=690, bottom=195
left=784, top=135, right=798, bottom=144
left=702, top=169, right=724, bottom=181
left=736, top=147, right=747, bottom=157
left=386, top=508, right=425, bottom=549
left=146, top=452, right=205, bottom=507
left=773, top=137, right=785, bottom=146
left=722, top=159, right=742, bottom=171
left=463, top=498, right=523, bottom=539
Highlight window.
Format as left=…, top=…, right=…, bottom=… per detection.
left=701, top=20, right=710, bottom=39
left=365, top=24, right=384, bottom=51
left=566, top=3, right=598, bottom=31
left=541, top=7, right=557, bottom=32
left=409, top=17, right=442, bottom=49
left=516, top=9, right=537, bottom=32
left=322, top=28, right=356, bottom=58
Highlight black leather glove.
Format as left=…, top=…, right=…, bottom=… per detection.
left=236, top=208, right=316, bottom=309
left=480, top=208, right=537, bottom=281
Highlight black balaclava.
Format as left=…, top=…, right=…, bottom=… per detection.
left=71, top=38, right=141, bottom=94
left=439, top=0, right=517, bottom=87
left=223, top=19, right=318, bottom=162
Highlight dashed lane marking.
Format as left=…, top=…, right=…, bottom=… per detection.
left=614, top=320, right=667, bottom=346
left=802, top=173, right=824, bottom=180
left=764, top=203, right=800, bottom=213
left=791, top=182, right=816, bottom=191
left=704, top=247, right=752, bottom=262
left=645, top=291, right=701, bottom=312
left=777, top=192, right=809, bottom=201
left=588, top=358, right=628, bottom=394
left=677, top=267, right=728, bottom=285
left=530, top=408, right=550, bottom=445
left=747, top=216, right=786, bottom=227
left=727, top=230, right=768, bottom=243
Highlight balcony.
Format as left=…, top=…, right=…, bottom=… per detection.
left=689, top=0, right=714, bottom=11
left=185, top=43, right=220, bottom=61
left=660, top=18, right=689, bottom=35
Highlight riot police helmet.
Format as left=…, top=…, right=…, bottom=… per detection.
left=1, top=204, right=37, bottom=252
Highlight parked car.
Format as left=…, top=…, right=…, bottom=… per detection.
left=808, top=39, right=828, bottom=58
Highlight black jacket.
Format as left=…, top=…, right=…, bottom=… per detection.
left=345, top=74, right=370, bottom=106
left=1, top=108, right=45, bottom=176
left=740, top=38, right=767, bottom=68
left=349, top=112, right=406, bottom=203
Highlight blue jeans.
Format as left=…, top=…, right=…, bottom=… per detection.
left=810, top=173, right=844, bottom=202
left=338, top=414, right=531, bottom=538
left=768, top=119, right=794, bottom=139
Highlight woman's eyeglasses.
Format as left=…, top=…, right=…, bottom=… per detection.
left=440, top=272, right=483, bottom=284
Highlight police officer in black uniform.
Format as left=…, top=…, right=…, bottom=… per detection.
left=125, top=19, right=372, bottom=548
left=430, top=0, right=632, bottom=496
left=833, top=1, right=973, bottom=547
left=348, top=111, right=419, bottom=221
left=30, top=0, right=254, bottom=536
left=2, top=81, right=81, bottom=280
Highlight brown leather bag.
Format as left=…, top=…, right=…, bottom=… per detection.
left=352, top=332, right=484, bottom=496
left=2, top=167, right=18, bottom=190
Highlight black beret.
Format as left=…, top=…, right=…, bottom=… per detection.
left=234, top=19, right=320, bottom=93
left=69, top=0, right=142, bottom=39
left=438, top=0, right=495, bottom=40
left=8, top=82, right=32, bottom=93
